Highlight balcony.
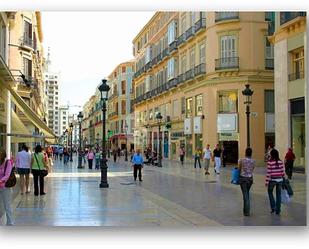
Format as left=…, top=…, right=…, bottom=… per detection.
left=108, top=111, right=118, bottom=118
left=195, top=18, right=206, bottom=33
left=288, top=71, right=304, bottom=81
left=169, top=40, right=178, bottom=53
left=185, top=26, right=195, bottom=41
left=185, top=69, right=195, bottom=81
left=280, top=12, right=306, bottom=26
left=265, top=58, right=274, bottom=70
left=177, top=33, right=186, bottom=47
left=151, top=57, right=158, bottom=66
left=145, top=61, right=152, bottom=71
left=162, top=48, right=169, bottom=58
left=168, top=77, right=178, bottom=88
left=215, top=57, right=239, bottom=70
left=156, top=53, right=163, bottom=62
left=178, top=73, right=185, bottom=84
left=194, top=63, right=206, bottom=76
left=19, top=36, right=35, bottom=49
left=215, top=12, right=239, bottom=22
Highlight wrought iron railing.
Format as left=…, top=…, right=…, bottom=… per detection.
left=215, top=57, right=239, bottom=70
left=215, top=12, right=239, bottom=22
left=19, top=36, right=35, bottom=49
left=194, top=63, right=206, bottom=76
left=195, top=18, right=206, bottom=33
left=280, top=12, right=306, bottom=25
left=185, top=69, right=195, bottom=81
left=185, top=26, right=195, bottom=40
left=169, top=40, right=178, bottom=53
left=177, top=33, right=186, bottom=46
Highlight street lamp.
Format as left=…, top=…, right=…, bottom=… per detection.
left=77, top=111, right=84, bottom=168
left=124, top=122, right=128, bottom=161
left=156, top=112, right=163, bottom=167
left=69, top=123, right=74, bottom=162
left=96, top=133, right=100, bottom=151
left=98, top=79, right=110, bottom=188
left=64, top=129, right=68, bottom=148
left=242, top=84, right=254, bottom=148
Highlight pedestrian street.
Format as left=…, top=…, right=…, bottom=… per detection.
left=8, top=156, right=306, bottom=226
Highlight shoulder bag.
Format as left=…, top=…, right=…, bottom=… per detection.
left=34, top=153, right=48, bottom=177
left=4, top=160, right=17, bottom=188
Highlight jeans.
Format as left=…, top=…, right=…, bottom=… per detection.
left=215, top=157, right=221, bottom=173
left=0, top=188, right=13, bottom=225
left=133, top=165, right=142, bottom=181
left=180, top=155, right=184, bottom=165
left=285, top=160, right=294, bottom=179
left=32, top=169, right=45, bottom=195
left=268, top=180, right=282, bottom=214
left=88, top=159, right=93, bottom=169
left=239, top=176, right=253, bottom=215
left=194, top=157, right=201, bottom=168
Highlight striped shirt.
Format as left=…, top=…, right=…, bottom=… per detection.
left=265, top=159, right=285, bottom=185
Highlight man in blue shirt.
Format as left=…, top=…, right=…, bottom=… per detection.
left=131, top=149, right=144, bottom=182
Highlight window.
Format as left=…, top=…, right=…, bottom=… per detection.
left=23, top=20, right=32, bottom=40
left=218, top=91, right=238, bottom=113
left=181, top=15, right=186, bottom=34
left=121, top=100, right=126, bottom=115
left=149, top=109, right=153, bottom=120
left=168, top=57, right=177, bottom=79
left=23, top=57, right=32, bottom=77
left=220, top=35, right=237, bottom=58
left=63, top=121, right=66, bottom=125
left=265, top=38, right=274, bottom=59
left=172, top=99, right=179, bottom=117
left=264, top=90, right=274, bottom=113
left=121, top=80, right=126, bottom=95
left=199, top=43, right=205, bottom=64
left=190, top=47, right=195, bottom=69
left=168, top=20, right=177, bottom=44
left=291, top=48, right=304, bottom=76
left=186, top=97, right=193, bottom=117
left=145, top=46, right=152, bottom=63
left=181, top=55, right=187, bottom=73
left=181, top=97, right=186, bottom=114
left=122, top=66, right=126, bottom=73
left=195, top=95, right=203, bottom=116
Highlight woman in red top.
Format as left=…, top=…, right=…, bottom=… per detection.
left=265, top=149, right=285, bottom=215
left=284, top=148, right=296, bottom=180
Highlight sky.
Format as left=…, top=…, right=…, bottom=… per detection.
left=41, top=11, right=154, bottom=114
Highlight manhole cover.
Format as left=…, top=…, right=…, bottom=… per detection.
left=120, top=182, right=135, bottom=185
left=205, top=181, right=217, bottom=183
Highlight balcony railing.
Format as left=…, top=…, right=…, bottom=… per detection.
left=185, top=26, right=195, bottom=40
left=178, top=73, right=185, bottom=84
left=215, top=12, right=239, bottom=22
left=288, top=71, right=304, bottom=81
left=151, top=57, right=158, bottom=66
left=185, top=69, right=195, bottom=81
left=195, top=18, right=206, bottom=33
left=265, top=58, right=274, bottom=70
left=162, top=48, right=169, bottom=58
left=145, top=61, right=152, bottom=71
left=169, top=78, right=178, bottom=88
left=194, top=63, right=206, bottom=76
left=19, top=36, right=35, bottom=49
left=215, top=57, right=239, bottom=70
left=177, top=33, right=186, bottom=46
left=280, top=12, right=306, bottom=25
left=169, top=40, right=178, bottom=53
left=157, top=53, right=163, bottom=62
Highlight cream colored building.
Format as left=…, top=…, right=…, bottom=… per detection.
left=269, top=12, right=306, bottom=169
left=133, top=12, right=275, bottom=165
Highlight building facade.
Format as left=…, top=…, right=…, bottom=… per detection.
left=132, top=12, right=275, bottom=165
left=269, top=12, right=307, bottom=169
left=107, top=61, right=135, bottom=151
left=59, top=105, right=69, bottom=137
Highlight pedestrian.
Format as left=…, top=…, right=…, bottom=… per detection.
left=86, top=148, right=94, bottom=169
left=194, top=147, right=202, bottom=169
left=222, top=145, right=227, bottom=167
left=15, top=144, right=31, bottom=195
left=131, top=149, right=144, bottom=182
left=284, top=148, right=296, bottom=180
left=238, top=148, right=255, bottom=216
left=46, top=152, right=53, bottom=173
left=0, top=148, right=14, bottom=226
left=95, top=150, right=101, bottom=170
left=203, top=144, right=212, bottom=175
left=179, top=145, right=185, bottom=165
left=113, top=147, right=117, bottom=163
left=63, top=148, right=68, bottom=165
left=265, top=149, right=285, bottom=215
left=213, top=144, right=222, bottom=174
left=117, top=147, right=121, bottom=157
left=31, top=145, right=48, bottom=196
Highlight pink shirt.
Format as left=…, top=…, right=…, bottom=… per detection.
left=0, top=160, right=13, bottom=189
left=87, top=152, right=94, bottom=160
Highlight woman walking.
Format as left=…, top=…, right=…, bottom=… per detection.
left=203, top=144, right=212, bottom=175
left=86, top=148, right=94, bottom=169
left=31, top=145, right=48, bottom=196
left=0, top=148, right=14, bottom=225
left=238, top=148, right=255, bottom=216
left=284, top=148, right=296, bottom=180
left=131, top=149, right=144, bottom=182
left=179, top=145, right=185, bottom=165
left=266, top=149, right=285, bottom=215
left=15, top=144, right=31, bottom=194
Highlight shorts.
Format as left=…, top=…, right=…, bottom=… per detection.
left=17, top=168, right=30, bottom=175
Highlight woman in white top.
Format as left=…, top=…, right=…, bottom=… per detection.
left=203, top=144, right=212, bottom=175
left=15, top=144, right=31, bottom=194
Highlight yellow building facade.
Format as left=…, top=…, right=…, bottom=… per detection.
left=269, top=12, right=307, bottom=169
left=133, top=12, right=275, bottom=165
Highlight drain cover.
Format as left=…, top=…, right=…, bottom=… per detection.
left=205, top=181, right=217, bottom=183
left=120, top=182, right=135, bottom=185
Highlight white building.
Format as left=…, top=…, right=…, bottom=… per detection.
left=59, top=106, right=69, bottom=136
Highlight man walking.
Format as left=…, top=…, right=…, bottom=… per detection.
left=213, top=144, right=222, bottom=174
left=131, top=149, right=144, bottom=182
left=194, top=147, right=202, bottom=169
left=179, top=145, right=185, bottom=165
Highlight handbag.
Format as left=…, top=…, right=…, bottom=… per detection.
left=281, top=189, right=291, bottom=204
left=34, top=153, right=48, bottom=177
left=4, top=160, right=17, bottom=188
left=282, top=177, right=293, bottom=196
left=231, top=167, right=240, bottom=185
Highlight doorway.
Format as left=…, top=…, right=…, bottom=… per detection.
left=222, top=141, right=239, bottom=164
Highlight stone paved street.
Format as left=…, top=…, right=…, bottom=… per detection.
left=7, top=156, right=306, bottom=226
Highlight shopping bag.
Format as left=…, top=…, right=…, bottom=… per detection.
left=281, top=189, right=291, bottom=204
left=282, top=178, right=293, bottom=196
left=231, top=168, right=240, bottom=185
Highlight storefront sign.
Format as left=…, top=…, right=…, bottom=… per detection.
left=184, top=118, right=191, bottom=134
left=265, top=113, right=275, bottom=133
left=217, top=113, right=238, bottom=132
left=171, top=131, right=184, bottom=140
left=193, top=116, right=202, bottom=134
left=218, top=133, right=239, bottom=141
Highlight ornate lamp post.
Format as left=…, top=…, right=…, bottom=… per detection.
left=98, top=79, right=110, bottom=188
left=242, top=84, right=254, bottom=148
left=64, top=129, right=68, bottom=148
left=77, top=111, right=84, bottom=168
left=69, top=123, right=74, bottom=162
left=156, top=112, right=163, bottom=167
left=124, top=122, right=128, bottom=161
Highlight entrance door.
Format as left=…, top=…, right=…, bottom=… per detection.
left=222, top=141, right=238, bottom=164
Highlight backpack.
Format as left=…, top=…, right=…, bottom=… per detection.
left=4, top=160, right=17, bottom=188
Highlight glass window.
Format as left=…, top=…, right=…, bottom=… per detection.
left=168, top=20, right=176, bottom=45
left=195, top=95, right=203, bottom=116
left=168, top=57, right=176, bottom=79
left=199, top=43, right=205, bottom=64
left=220, top=35, right=237, bottom=58
left=186, top=97, right=193, bottom=117
left=181, top=15, right=186, bottom=34
left=190, top=47, right=195, bottom=69
left=218, top=91, right=238, bottom=113
left=121, top=80, right=126, bottom=95
left=264, top=90, right=274, bottom=113
left=173, top=99, right=179, bottom=117
left=181, top=55, right=187, bottom=74
left=149, top=109, right=153, bottom=120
